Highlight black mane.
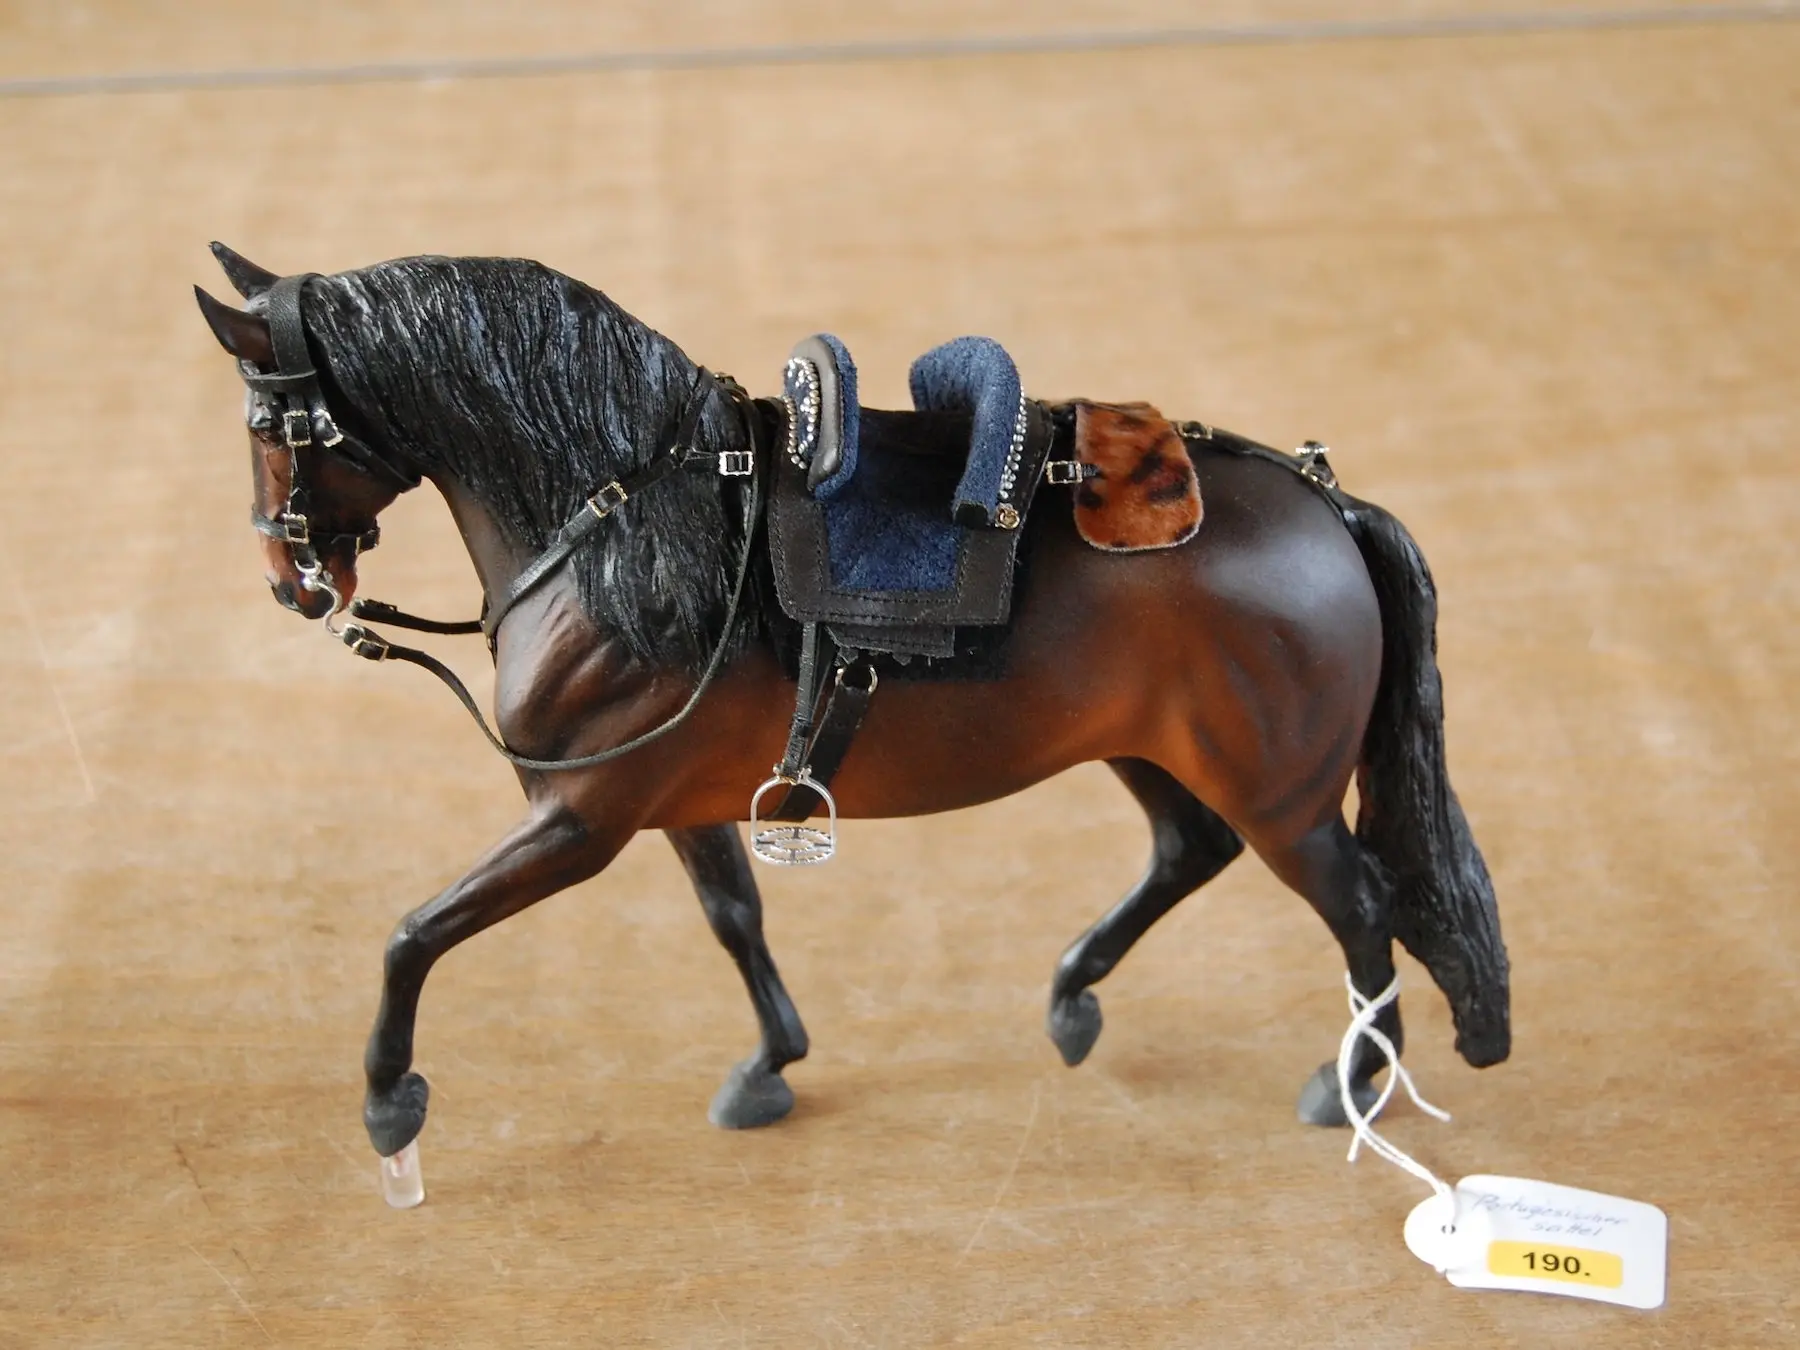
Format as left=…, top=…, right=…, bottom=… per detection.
left=302, top=256, right=756, bottom=670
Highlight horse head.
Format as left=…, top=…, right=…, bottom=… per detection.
left=195, top=244, right=414, bottom=620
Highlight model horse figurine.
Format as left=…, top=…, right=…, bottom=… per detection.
left=195, top=245, right=1508, bottom=1205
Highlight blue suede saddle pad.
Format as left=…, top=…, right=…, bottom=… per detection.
left=764, top=334, right=1056, bottom=659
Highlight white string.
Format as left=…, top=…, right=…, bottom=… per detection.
left=1336, top=972, right=1457, bottom=1214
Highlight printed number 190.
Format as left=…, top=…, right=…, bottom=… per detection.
left=1488, top=1241, right=1624, bottom=1289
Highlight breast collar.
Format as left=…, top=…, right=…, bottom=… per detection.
left=238, top=273, right=421, bottom=571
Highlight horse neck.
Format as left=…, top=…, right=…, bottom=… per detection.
left=428, top=472, right=535, bottom=607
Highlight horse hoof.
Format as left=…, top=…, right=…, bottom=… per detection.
left=365, top=1072, right=430, bottom=1156
left=1295, top=1061, right=1381, bottom=1128
left=1047, top=989, right=1103, bottom=1067
left=708, top=1060, right=795, bottom=1130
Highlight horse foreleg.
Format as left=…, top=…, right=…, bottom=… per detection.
left=363, top=805, right=623, bottom=1157
left=1046, top=758, right=1244, bottom=1067
left=667, top=824, right=810, bottom=1129
left=1250, top=815, right=1401, bottom=1127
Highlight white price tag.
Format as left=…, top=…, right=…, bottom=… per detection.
left=1404, top=1175, right=1667, bottom=1310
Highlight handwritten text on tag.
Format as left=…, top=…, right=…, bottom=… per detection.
left=1405, top=1175, right=1667, bottom=1310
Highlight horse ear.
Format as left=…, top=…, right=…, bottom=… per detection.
left=194, top=286, right=275, bottom=367
left=209, top=240, right=279, bottom=300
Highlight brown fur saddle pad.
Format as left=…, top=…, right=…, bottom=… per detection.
left=1067, top=401, right=1203, bottom=552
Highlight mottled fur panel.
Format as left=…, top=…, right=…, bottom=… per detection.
left=1069, top=401, right=1202, bottom=553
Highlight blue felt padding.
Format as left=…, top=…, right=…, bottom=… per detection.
left=809, top=333, right=860, bottom=502
left=802, top=330, right=964, bottom=594
left=908, top=336, right=1021, bottom=522
left=824, top=493, right=961, bottom=592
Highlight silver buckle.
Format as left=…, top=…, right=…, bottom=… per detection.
left=586, top=481, right=629, bottom=518
left=276, top=512, right=310, bottom=545
left=1045, top=460, right=1090, bottom=486
left=718, top=450, right=754, bottom=477
left=342, top=625, right=391, bottom=661
left=282, top=407, right=312, bottom=449
left=748, top=768, right=838, bottom=866
left=1294, top=440, right=1337, bottom=488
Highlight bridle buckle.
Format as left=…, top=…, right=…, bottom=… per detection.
left=282, top=407, right=312, bottom=449
left=1045, top=459, right=1095, bottom=486
left=717, top=449, right=755, bottom=477
left=586, top=481, right=629, bottom=518
left=277, top=512, right=311, bottom=545
left=341, top=624, right=391, bottom=662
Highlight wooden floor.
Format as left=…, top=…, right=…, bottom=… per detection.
left=3, top=4, right=1797, bottom=1346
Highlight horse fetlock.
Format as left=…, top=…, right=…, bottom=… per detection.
left=708, top=1058, right=795, bottom=1130
left=1053, top=947, right=1105, bottom=997
left=773, top=1005, right=810, bottom=1066
left=365, top=1071, right=430, bottom=1156
left=1047, top=988, right=1104, bottom=1067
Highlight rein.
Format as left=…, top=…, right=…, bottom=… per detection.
left=338, top=371, right=765, bottom=774
left=238, top=271, right=763, bottom=774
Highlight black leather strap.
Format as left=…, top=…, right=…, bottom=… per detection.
left=347, top=598, right=483, bottom=636
left=769, top=661, right=876, bottom=821
left=251, top=505, right=380, bottom=554
left=775, top=622, right=828, bottom=778
left=264, top=274, right=317, bottom=387
left=1193, top=425, right=1346, bottom=508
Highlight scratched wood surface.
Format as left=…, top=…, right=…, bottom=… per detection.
left=1, top=5, right=1797, bottom=1347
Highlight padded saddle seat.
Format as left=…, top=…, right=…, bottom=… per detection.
left=765, top=333, right=1057, bottom=659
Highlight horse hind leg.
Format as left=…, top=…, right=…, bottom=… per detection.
left=667, top=825, right=810, bottom=1129
left=1047, top=758, right=1244, bottom=1067
left=1248, top=814, right=1402, bottom=1127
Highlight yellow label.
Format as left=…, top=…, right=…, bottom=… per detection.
left=1487, top=1240, right=1623, bottom=1289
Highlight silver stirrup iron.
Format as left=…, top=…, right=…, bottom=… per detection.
left=749, top=769, right=838, bottom=865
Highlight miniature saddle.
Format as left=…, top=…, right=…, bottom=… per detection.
left=766, top=333, right=1057, bottom=660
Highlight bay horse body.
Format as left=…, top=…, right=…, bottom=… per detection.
left=195, top=248, right=1509, bottom=1172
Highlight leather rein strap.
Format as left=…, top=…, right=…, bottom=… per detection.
left=336, top=369, right=766, bottom=774
left=476, top=370, right=722, bottom=649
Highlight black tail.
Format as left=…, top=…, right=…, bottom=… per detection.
left=1340, top=494, right=1510, bottom=1068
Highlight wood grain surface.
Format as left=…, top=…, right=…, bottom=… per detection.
left=1, top=4, right=1796, bottom=1346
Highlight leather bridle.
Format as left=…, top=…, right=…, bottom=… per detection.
left=230, top=270, right=764, bottom=773
left=241, top=273, right=420, bottom=609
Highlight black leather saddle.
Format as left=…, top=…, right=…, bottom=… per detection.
left=765, top=333, right=1056, bottom=660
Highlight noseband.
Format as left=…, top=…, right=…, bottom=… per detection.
left=240, top=273, right=419, bottom=588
